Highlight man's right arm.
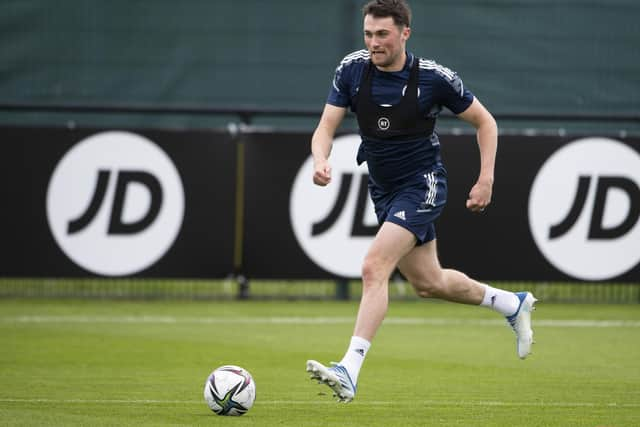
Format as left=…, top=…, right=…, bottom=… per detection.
left=311, top=104, right=347, bottom=186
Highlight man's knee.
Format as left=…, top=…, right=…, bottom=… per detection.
left=414, top=282, right=440, bottom=298
left=361, top=255, right=393, bottom=288
left=410, top=271, right=445, bottom=298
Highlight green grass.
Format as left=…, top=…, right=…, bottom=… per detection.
left=1, top=299, right=639, bottom=426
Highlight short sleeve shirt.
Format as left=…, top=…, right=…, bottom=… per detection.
left=326, top=50, right=474, bottom=189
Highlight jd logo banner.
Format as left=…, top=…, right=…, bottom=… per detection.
left=46, top=131, right=185, bottom=276
left=290, top=134, right=378, bottom=277
left=529, top=137, right=640, bottom=280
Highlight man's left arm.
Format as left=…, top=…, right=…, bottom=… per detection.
left=457, top=97, right=498, bottom=213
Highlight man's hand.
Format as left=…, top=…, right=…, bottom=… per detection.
left=313, top=159, right=332, bottom=186
left=466, top=179, right=493, bottom=213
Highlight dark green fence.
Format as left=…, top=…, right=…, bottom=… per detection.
left=1, top=1, right=639, bottom=133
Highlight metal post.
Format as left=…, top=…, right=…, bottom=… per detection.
left=237, top=274, right=250, bottom=300
left=229, top=122, right=249, bottom=300
left=335, top=279, right=350, bottom=300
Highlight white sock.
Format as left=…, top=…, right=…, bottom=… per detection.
left=338, top=336, right=371, bottom=385
left=480, top=284, right=520, bottom=316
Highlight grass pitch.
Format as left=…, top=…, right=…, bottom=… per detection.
left=1, top=298, right=639, bottom=426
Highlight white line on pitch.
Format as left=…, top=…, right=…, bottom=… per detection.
left=0, top=398, right=638, bottom=408
left=2, top=315, right=640, bottom=327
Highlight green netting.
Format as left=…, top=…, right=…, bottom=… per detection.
left=1, top=1, right=638, bottom=133
left=1, top=279, right=638, bottom=304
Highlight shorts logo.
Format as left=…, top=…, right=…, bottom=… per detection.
left=393, top=211, right=406, bottom=221
left=377, top=117, right=390, bottom=131
left=46, top=131, right=184, bottom=276
left=528, top=137, right=640, bottom=280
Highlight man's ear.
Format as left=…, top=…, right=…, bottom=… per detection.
left=402, top=26, right=411, bottom=42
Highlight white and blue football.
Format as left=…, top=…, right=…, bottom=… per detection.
left=203, top=365, right=256, bottom=416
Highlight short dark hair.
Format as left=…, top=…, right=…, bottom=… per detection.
left=362, top=0, right=412, bottom=28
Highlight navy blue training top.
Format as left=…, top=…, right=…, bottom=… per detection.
left=327, top=50, right=474, bottom=191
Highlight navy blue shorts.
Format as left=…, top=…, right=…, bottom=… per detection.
left=369, top=165, right=447, bottom=245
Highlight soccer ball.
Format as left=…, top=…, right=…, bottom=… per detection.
left=203, top=365, right=256, bottom=416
